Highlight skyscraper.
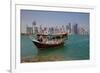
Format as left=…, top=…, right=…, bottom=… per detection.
left=26, top=26, right=33, bottom=35
left=68, top=23, right=71, bottom=33
left=32, top=21, right=38, bottom=34
left=66, top=23, right=72, bottom=34
left=73, top=23, right=78, bottom=34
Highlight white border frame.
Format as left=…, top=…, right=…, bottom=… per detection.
left=11, top=1, right=96, bottom=73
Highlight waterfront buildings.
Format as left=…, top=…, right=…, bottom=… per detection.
left=73, top=24, right=78, bottom=35
left=26, top=26, right=33, bottom=35
left=25, top=22, right=89, bottom=36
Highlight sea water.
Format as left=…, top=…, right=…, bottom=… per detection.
left=21, top=34, right=89, bottom=62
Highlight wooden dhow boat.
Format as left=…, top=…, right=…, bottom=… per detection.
left=32, top=32, right=68, bottom=49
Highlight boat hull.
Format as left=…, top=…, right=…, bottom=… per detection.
left=32, top=40, right=64, bottom=49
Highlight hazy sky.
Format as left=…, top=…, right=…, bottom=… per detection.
left=21, top=10, right=89, bottom=33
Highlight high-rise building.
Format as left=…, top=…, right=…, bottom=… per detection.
left=66, top=23, right=72, bottom=34
left=73, top=24, right=78, bottom=34
left=66, top=25, right=69, bottom=31
left=32, top=21, right=38, bottom=34
left=68, top=23, right=71, bottom=33
left=26, top=26, right=33, bottom=35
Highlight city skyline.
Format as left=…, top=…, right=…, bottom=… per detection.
left=21, top=9, right=89, bottom=33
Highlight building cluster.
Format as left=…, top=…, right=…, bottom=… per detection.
left=65, top=23, right=89, bottom=35
left=26, top=21, right=89, bottom=36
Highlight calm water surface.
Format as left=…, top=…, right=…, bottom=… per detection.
left=21, top=34, right=89, bottom=61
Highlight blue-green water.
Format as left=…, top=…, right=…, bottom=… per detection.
left=21, top=35, right=89, bottom=62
